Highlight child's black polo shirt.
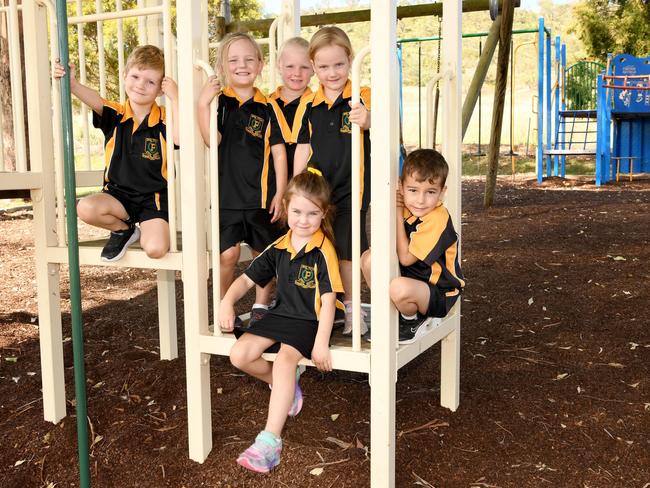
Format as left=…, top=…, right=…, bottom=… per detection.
left=93, top=99, right=170, bottom=196
left=244, top=229, right=344, bottom=321
left=400, top=204, right=466, bottom=294
left=269, top=87, right=313, bottom=177
left=217, top=87, right=284, bottom=210
left=296, top=80, right=371, bottom=209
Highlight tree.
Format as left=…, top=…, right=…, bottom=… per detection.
left=572, top=0, right=650, bottom=61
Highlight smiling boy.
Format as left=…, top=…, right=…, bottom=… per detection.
left=361, top=149, right=465, bottom=344
left=54, top=45, right=179, bottom=262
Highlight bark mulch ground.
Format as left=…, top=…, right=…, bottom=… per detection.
left=1, top=177, right=649, bottom=487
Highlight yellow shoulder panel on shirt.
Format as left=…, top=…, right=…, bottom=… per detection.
left=360, top=86, right=371, bottom=110
left=318, top=238, right=344, bottom=293
left=407, top=205, right=449, bottom=262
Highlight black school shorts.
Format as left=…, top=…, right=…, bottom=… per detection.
left=219, top=208, right=284, bottom=254
left=426, top=284, right=460, bottom=318
left=104, top=184, right=168, bottom=223
left=332, top=208, right=369, bottom=261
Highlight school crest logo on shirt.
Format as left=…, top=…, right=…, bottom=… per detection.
left=142, top=138, right=161, bottom=161
left=245, top=114, right=264, bottom=138
left=295, top=264, right=316, bottom=289
left=340, top=111, right=352, bottom=133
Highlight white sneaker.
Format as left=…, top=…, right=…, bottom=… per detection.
left=342, top=302, right=369, bottom=335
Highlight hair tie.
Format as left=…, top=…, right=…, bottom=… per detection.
left=307, top=167, right=323, bottom=177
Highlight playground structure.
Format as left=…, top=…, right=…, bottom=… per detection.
left=0, top=1, right=498, bottom=486
left=535, top=18, right=650, bottom=184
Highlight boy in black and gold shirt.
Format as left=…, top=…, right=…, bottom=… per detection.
left=361, top=149, right=465, bottom=344
left=54, top=45, right=179, bottom=262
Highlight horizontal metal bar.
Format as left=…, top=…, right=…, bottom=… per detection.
left=67, top=6, right=162, bottom=24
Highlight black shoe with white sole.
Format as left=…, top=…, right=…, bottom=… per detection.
left=101, top=224, right=140, bottom=262
left=398, top=314, right=430, bottom=344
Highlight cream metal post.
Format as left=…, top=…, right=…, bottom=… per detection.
left=8, top=0, right=27, bottom=172
left=0, top=8, right=4, bottom=171
left=439, top=0, right=462, bottom=412
left=162, top=0, right=177, bottom=252
left=194, top=59, right=222, bottom=334
left=96, top=0, right=107, bottom=98
left=369, top=1, right=398, bottom=486
left=178, top=0, right=213, bottom=462
left=351, top=45, right=370, bottom=353
left=426, top=70, right=453, bottom=149
left=117, top=0, right=125, bottom=102
left=137, top=0, right=146, bottom=44
left=282, top=0, right=300, bottom=37
left=268, top=15, right=285, bottom=91
left=74, top=0, right=92, bottom=170
left=39, top=0, right=67, bottom=246
left=23, top=0, right=66, bottom=423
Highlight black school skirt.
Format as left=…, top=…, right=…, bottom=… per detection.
left=234, top=312, right=319, bottom=359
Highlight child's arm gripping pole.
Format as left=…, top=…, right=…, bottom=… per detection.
left=351, top=45, right=371, bottom=353
left=195, top=59, right=221, bottom=335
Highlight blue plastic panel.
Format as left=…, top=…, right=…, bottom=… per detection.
left=610, top=54, right=650, bottom=114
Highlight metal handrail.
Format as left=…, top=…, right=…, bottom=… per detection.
left=351, top=45, right=371, bottom=353
left=194, top=59, right=221, bottom=335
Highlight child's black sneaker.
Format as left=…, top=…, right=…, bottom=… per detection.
left=101, top=224, right=140, bottom=262
left=398, top=314, right=430, bottom=344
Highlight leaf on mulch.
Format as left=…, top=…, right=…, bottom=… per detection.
left=608, top=363, right=625, bottom=368
left=629, top=342, right=639, bottom=350
left=330, top=413, right=339, bottom=421
left=553, top=373, right=569, bottom=381
left=325, top=436, right=352, bottom=449
left=14, top=459, right=26, bottom=467
left=527, top=297, right=534, bottom=306
left=310, top=467, right=324, bottom=476
left=412, top=471, right=435, bottom=487
left=398, top=419, right=449, bottom=437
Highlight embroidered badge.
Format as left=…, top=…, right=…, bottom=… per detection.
left=340, top=111, right=352, bottom=133
left=245, top=114, right=264, bottom=138
left=295, top=264, right=316, bottom=289
left=142, top=138, right=161, bottom=161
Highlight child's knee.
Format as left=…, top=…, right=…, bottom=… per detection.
left=76, top=198, right=95, bottom=223
left=143, top=241, right=168, bottom=259
left=389, top=277, right=409, bottom=302
left=360, top=249, right=371, bottom=270
left=221, top=246, right=240, bottom=268
left=229, top=344, right=248, bottom=370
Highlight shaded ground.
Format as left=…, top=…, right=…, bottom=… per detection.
left=1, top=178, right=649, bottom=488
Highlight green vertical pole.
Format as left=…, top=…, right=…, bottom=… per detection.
left=55, top=1, right=91, bottom=487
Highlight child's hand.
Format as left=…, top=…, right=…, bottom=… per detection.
left=396, top=187, right=404, bottom=209
left=268, top=192, right=283, bottom=223
left=348, top=101, right=370, bottom=130
left=53, top=60, right=77, bottom=83
left=218, top=301, right=236, bottom=332
left=311, top=342, right=332, bottom=372
left=198, top=75, right=222, bottom=107
left=161, top=76, right=178, bottom=100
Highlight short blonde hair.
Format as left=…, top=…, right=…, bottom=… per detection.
left=279, top=36, right=309, bottom=63
left=125, top=45, right=164, bottom=75
left=309, top=26, right=353, bottom=61
left=216, top=32, right=263, bottom=84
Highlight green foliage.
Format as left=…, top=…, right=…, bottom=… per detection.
left=66, top=0, right=263, bottom=101
left=572, top=0, right=650, bottom=61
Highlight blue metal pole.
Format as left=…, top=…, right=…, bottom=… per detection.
left=596, top=73, right=605, bottom=186
left=560, top=44, right=566, bottom=178
left=545, top=29, right=552, bottom=177
left=537, top=18, right=544, bottom=183
left=553, top=35, right=560, bottom=176
left=55, top=0, right=91, bottom=486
